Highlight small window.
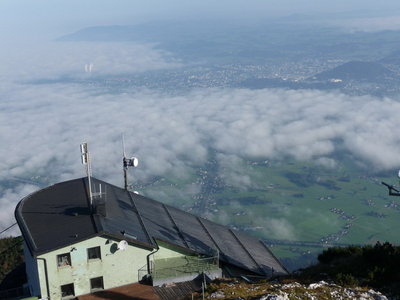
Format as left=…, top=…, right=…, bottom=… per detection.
left=61, top=283, right=75, bottom=298
left=57, top=253, right=71, bottom=267
left=87, top=246, right=101, bottom=260
left=90, top=276, right=104, bottom=291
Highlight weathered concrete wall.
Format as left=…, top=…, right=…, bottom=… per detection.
left=36, top=236, right=152, bottom=299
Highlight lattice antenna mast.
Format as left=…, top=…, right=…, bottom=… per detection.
left=122, top=134, right=139, bottom=190
left=80, top=142, right=94, bottom=208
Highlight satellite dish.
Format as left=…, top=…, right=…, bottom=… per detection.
left=130, top=157, right=139, bottom=167
left=398, top=170, right=400, bottom=178
left=123, top=157, right=138, bottom=168
left=118, top=240, right=128, bottom=251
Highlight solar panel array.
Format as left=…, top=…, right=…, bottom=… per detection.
left=200, top=218, right=261, bottom=273
left=234, top=231, right=287, bottom=275
left=134, top=195, right=187, bottom=248
left=17, top=177, right=287, bottom=276
left=100, top=182, right=152, bottom=245
left=167, top=206, right=217, bottom=256
left=133, top=189, right=287, bottom=276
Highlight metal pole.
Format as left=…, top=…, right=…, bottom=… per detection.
left=122, top=134, right=128, bottom=190
left=87, top=151, right=93, bottom=210
left=124, top=165, right=128, bottom=190
left=80, top=142, right=93, bottom=211
left=37, top=258, right=50, bottom=300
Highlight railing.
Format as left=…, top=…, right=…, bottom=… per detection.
left=138, top=263, right=149, bottom=282
left=138, top=249, right=220, bottom=284
left=151, top=255, right=219, bottom=281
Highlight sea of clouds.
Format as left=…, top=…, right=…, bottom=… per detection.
left=1, top=40, right=400, bottom=236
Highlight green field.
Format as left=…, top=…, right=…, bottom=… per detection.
left=139, top=158, right=400, bottom=270
left=216, top=162, right=395, bottom=241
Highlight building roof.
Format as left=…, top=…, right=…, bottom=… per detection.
left=15, top=177, right=288, bottom=276
left=78, top=282, right=160, bottom=300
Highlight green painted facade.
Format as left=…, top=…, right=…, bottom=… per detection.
left=36, top=236, right=152, bottom=299
left=33, top=237, right=213, bottom=299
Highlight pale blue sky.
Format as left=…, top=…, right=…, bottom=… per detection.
left=1, top=0, right=400, bottom=40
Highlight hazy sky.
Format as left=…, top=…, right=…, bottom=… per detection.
left=1, top=0, right=400, bottom=40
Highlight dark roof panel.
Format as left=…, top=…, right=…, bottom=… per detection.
left=234, top=231, right=288, bottom=275
left=134, top=196, right=187, bottom=249
left=200, top=219, right=260, bottom=273
left=16, top=178, right=97, bottom=254
left=167, top=207, right=217, bottom=256
left=100, top=183, right=152, bottom=245
left=16, top=177, right=287, bottom=276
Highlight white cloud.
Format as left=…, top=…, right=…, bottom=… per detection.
left=0, top=41, right=180, bottom=82
left=257, top=218, right=296, bottom=240
left=0, top=184, right=38, bottom=236
left=217, top=154, right=253, bottom=189
left=1, top=85, right=399, bottom=189
left=2, top=39, right=400, bottom=236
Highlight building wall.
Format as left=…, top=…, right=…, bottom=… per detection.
left=23, top=241, right=41, bottom=297
left=36, top=236, right=152, bottom=299
left=154, top=240, right=192, bottom=260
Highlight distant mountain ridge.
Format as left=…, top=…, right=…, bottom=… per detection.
left=380, top=50, right=400, bottom=66
left=58, top=22, right=400, bottom=96
left=58, top=21, right=242, bottom=43
left=60, top=25, right=140, bottom=42
left=310, top=61, right=395, bottom=82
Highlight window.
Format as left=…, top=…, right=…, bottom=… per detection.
left=87, top=246, right=101, bottom=260
left=61, top=283, right=75, bottom=298
left=90, top=276, right=104, bottom=291
left=57, top=253, right=71, bottom=267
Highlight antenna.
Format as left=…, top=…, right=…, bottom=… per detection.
left=80, top=142, right=94, bottom=209
left=382, top=168, right=400, bottom=197
left=122, top=134, right=139, bottom=190
left=382, top=181, right=400, bottom=197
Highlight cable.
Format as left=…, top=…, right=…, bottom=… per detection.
left=0, top=223, right=17, bottom=236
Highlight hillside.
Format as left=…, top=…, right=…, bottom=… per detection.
left=186, top=279, right=388, bottom=300
left=310, top=61, right=395, bottom=82
left=186, top=243, right=400, bottom=300
left=380, top=50, right=400, bottom=66
left=0, top=236, right=24, bottom=290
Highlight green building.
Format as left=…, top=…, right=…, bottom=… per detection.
left=15, top=177, right=287, bottom=299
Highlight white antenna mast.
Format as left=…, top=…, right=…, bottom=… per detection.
left=122, top=133, right=127, bottom=159
left=80, top=142, right=93, bottom=209
left=122, top=134, right=138, bottom=190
